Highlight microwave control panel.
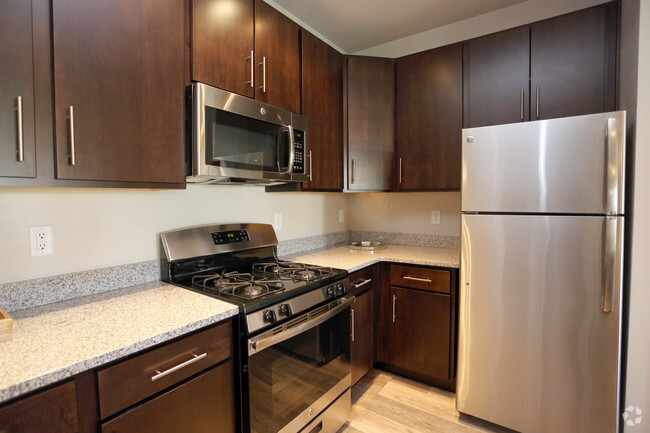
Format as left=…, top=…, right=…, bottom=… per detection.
left=293, top=130, right=305, bottom=174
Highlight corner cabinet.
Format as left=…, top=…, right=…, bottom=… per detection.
left=378, top=264, right=457, bottom=391
left=349, top=266, right=377, bottom=386
left=464, top=2, right=617, bottom=127
left=52, top=0, right=186, bottom=184
left=301, top=30, right=344, bottom=191
left=345, top=56, right=395, bottom=192
left=0, top=0, right=36, bottom=178
left=191, top=0, right=301, bottom=113
left=395, top=43, right=463, bottom=191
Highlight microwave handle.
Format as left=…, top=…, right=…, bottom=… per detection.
left=278, top=125, right=295, bottom=174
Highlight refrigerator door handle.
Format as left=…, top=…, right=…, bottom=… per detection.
left=605, top=117, right=623, bottom=215
left=602, top=216, right=618, bottom=313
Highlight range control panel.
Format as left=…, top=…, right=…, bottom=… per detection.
left=211, top=229, right=250, bottom=245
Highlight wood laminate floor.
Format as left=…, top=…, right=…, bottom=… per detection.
left=338, top=369, right=515, bottom=433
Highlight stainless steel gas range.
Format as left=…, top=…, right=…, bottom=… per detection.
left=160, top=223, right=353, bottom=433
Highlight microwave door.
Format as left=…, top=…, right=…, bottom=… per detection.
left=276, top=125, right=295, bottom=174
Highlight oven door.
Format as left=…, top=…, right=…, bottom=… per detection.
left=246, top=297, right=353, bottom=433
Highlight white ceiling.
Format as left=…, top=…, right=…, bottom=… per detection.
left=268, top=0, right=527, bottom=53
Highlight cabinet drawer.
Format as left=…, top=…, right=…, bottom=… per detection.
left=389, top=264, right=451, bottom=294
left=98, top=320, right=232, bottom=419
left=349, top=266, right=374, bottom=296
left=101, top=361, right=235, bottom=433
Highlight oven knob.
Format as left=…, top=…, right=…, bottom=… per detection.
left=279, top=304, right=291, bottom=317
left=336, top=283, right=345, bottom=295
left=263, top=310, right=277, bottom=324
left=326, top=286, right=335, bottom=298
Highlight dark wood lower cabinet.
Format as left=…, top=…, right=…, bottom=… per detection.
left=379, top=264, right=457, bottom=391
left=101, top=361, right=235, bottom=433
left=350, top=266, right=377, bottom=385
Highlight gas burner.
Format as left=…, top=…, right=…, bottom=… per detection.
left=191, top=272, right=284, bottom=300
left=253, top=261, right=334, bottom=281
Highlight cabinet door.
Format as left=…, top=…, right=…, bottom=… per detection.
left=350, top=269, right=376, bottom=385
left=52, top=0, right=185, bottom=184
left=395, top=44, right=462, bottom=190
left=101, top=361, right=235, bottom=433
left=530, top=2, right=617, bottom=120
left=346, top=56, right=395, bottom=191
left=463, top=26, right=530, bottom=128
left=0, top=0, right=36, bottom=178
left=387, top=286, right=451, bottom=381
left=254, top=0, right=301, bottom=113
left=301, top=31, right=344, bottom=191
left=192, top=0, right=255, bottom=99
left=0, top=381, right=80, bottom=433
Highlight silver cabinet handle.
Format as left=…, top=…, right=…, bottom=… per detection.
left=246, top=50, right=254, bottom=88
left=351, top=158, right=355, bottom=184
left=352, top=278, right=372, bottom=289
left=309, top=150, right=313, bottom=182
left=520, top=89, right=524, bottom=121
left=536, top=86, right=540, bottom=119
left=67, top=106, right=76, bottom=166
left=151, top=352, right=207, bottom=381
left=351, top=309, right=355, bottom=342
left=392, top=295, right=397, bottom=323
left=403, top=275, right=431, bottom=283
left=258, top=56, right=266, bottom=92
left=16, top=96, right=24, bottom=162
left=398, top=157, right=403, bottom=184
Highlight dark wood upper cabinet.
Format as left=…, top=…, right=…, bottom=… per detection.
left=463, top=26, right=530, bottom=128
left=52, top=0, right=186, bottom=184
left=192, top=0, right=255, bottom=99
left=254, top=0, right=301, bottom=113
left=464, top=2, right=617, bottom=128
left=530, top=2, right=617, bottom=120
left=0, top=0, right=36, bottom=178
left=190, top=0, right=300, bottom=113
left=301, top=30, right=344, bottom=191
left=346, top=56, right=395, bottom=192
left=395, top=43, right=463, bottom=191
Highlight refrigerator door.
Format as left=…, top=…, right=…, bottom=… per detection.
left=457, top=214, right=623, bottom=433
left=461, top=111, right=625, bottom=215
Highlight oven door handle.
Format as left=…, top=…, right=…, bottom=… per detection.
left=249, top=296, right=356, bottom=355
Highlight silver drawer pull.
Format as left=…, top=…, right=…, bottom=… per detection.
left=352, top=278, right=372, bottom=289
left=151, top=352, right=207, bottom=382
left=403, top=276, right=431, bottom=283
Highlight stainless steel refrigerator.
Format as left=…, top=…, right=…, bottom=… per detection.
left=457, top=111, right=625, bottom=433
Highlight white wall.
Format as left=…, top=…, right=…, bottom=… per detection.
left=0, top=186, right=347, bottom=283
left=348, top=192, right=461, bottom=236
left=624, top=0, right=650, bottom=428
left=354, top=0, right=611, bottom=58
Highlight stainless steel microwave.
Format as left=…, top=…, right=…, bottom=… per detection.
left=187, top=82, right=308, bottom=185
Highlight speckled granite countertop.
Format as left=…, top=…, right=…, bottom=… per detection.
left=0, top=281, right=238, bottom=404
left=285, top=244, right=460, bottom=272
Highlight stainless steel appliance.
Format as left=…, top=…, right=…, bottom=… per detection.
left=160, top=223, right=352, bottom=433
left=187, top=83, right=308, bottom=185
left=457, top=111, right=625, bottom=433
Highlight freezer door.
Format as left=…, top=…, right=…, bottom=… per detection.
left=461, top=111, right=625, bottom=214
left=457, top=214, right=622, bottom=433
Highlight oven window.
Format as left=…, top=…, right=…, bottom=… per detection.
left=205, top=108, right=289, bottom=172
left=248, top=307, right=351, bottom=433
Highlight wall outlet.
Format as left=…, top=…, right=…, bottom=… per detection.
left=30, top=226, right=53, bottom=256
left=431, top=211, right=441, bottom=225
left=338, top=209, right=345, bottom=223
left=273, top=213, right=282, bottom=230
